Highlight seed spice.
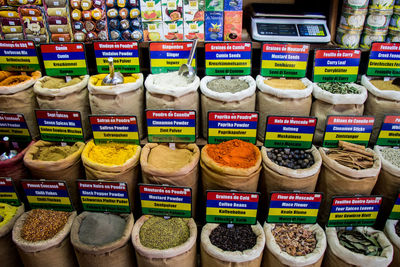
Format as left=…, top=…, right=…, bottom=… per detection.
left=317, top=82, right=360, bottom=94
left=209, top=224, right=257, bottom=252
left=326, top=141, right=374, bottom=170
left=380, top=147, right=400, bottom=168
left=272, top=224, right=317, bottom=256
left=337, top=230, right=382, bottom=256
left=267, top=148, right=315, bottom=169
left=207, top=78, right=249, bottom=93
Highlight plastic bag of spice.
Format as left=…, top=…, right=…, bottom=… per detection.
left=0, top=71, right=41, bottom=138
left=33, top=75, right=91, bottom=138
left=131, top=215, right=197, bottom=267
left=200, top=222, right=265, bottom=267
left=200, top=76, right=256, bottom=138
left=70, top=212, right=135, bottom=267
left=88, top=74, right=145, bottom=138
left=384, top=220, right=400, bottom=267
left=256, top=76, right=313, bottom=141
left=263, top=223, right=326, bottom=267
left=324, top=227, right=393, bottom=267
left=310, top=82, right=368, bottom=144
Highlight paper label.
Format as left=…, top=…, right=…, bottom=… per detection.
left=389, top=193, right=400, bottom=220
left=0, top=177, right=21, bottom=206
left=90, top=115, right=139, bottom=145
left=376, top=115, right=400, bottom=146
left=0, top=113, right=31, bottom=142
left=0, top=41, right=40, bottom=72
left=94, top=41, right=140, bottom=73
left=149, top=42, right=196, bottom=73
left=367, top=42, right=400, bottom=76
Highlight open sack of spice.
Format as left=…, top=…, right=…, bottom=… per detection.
left=324, top=227, right=393, bottom=267
left=256, top=76, right=313, bottom=141
left=71, top=212, right=135, bottom=267
left=311, top=82, right=368, bottom=144
left=12, top=209, right=78, bottom=267
left=200, top=76, right=256, bottom=138
left=200, top=223, right=265, bottom=267
left=132, top=215, right=197, bottom=267
left=384, top=220, right=400, bottom=267
left=263, top=223, right=326, bottom=267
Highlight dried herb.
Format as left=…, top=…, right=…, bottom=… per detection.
left=317, top=82, right=360, bottom=94
left=396, top=221, right=400, bottom=237
left=338, top=230, right=382, bottom=256
left=326, top=141, right=374, bottom=170
left=272, top=224, right=317, bottom=256
left=209, top=224, right=257, bottom=252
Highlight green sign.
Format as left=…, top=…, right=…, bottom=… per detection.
left=94, top=41, right=140, bottom=73
left=376, top=115, right=400, bottom=146
left=0, top=177, right=21, bottom=206
left=0, top=41, right=40, bottom=72
left=367, top=42, right=400, bottom=77
left=0, top=113, right=31, bottom=142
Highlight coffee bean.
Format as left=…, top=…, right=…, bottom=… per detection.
left=209, top=224, right=257, bottom=252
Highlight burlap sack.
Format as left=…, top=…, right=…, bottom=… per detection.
left=324, top=227, right=393, bottom=267
left=316, top=147, right=381, bottom=225
left=200, top=144, right=262, bottom=197
left=12, top=210, right=78, bottom=267
left=140, top=143, right=200, bottom=216
left=0, top=71, right=41, bottom=138
left=0, top=204, right=24, bottom=267
left=81, top=140, right=141, bottom=210
left=70, top=212, right=135, bottom=267
left=310, top=82, right=368, bottom=144
left=88, top=74, right=145, bottom=139
left=34, top=75, right=91, bottom=138
left=200, top=76, right=256, bottom=138
left=23, top=140, right=85, bottom=209
left=200, top=222, right=265, bottom=267
left=132, top=215, right=197, bottom=267
left=262, top=223, right=326, bottom=267
left=256, top=76, right=313, bottom=141
left=385, top=219, right=400, bottom=267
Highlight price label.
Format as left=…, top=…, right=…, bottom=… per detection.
left=21, top=180, right=74, bottom=211
left=389, top=193, right=400, bottom=220
left=150, top=42, right=196, bottom=73
left=89, top=115, right=139, bottom=145
left=323, top=115, right=374, bottom=148
left=205, top=42, right=252, bottom=76
left=313, top=49, right=361, bottom=83
left=0, top=41, right=40, bottom=72
left=94, top=41, right=140, bottom=73
left=146, top=110, right=196, bottom=143
left=139, top=184, right=192, bottom=218
left=78, top=181, right=130, bottom=213
left=327, top=196, right=382, bottom=227
left=36, top=110, right=84, bottom=143
left=208, top=112, right=258, bottom=144
left=367, top=42, right=400, bottom=77
left=0, top=113, right=31, bottom=142
left=267, top=192, right=322, bottom=224
left=0, top=177, right=21, bottom=206
left=261, top=43, right=309, bottom=78
left=40, top=43, right=87, bottom=76
left=264, top=116, right=317, bottom=149
left=376, top=115, right=400, bottom=146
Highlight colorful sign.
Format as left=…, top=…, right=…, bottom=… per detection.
left=261, top=43, right=309, bottom=78
left=78, top=181, right=130, bottom=213
left=139, top=184, right=192, bottom=218
left=376, top=115, right=400, bottom=146
left=389, top=193, right=400, bottom=220
left=367, top=42, right=400, bottom=77
left=89, top=115, right=139, bottom=145
left=0, top=177, right=21, bottom=206
left=40, top=43, right=87, bottom=76
left=0, top=41, right=40, bottom=72
left=36, top=110, right=84, bottom=143
left=94, top=41, right=140, bottom=73
left=21, top=180, right=74, bottom=211
left=207, top=112, right=258, bottom=144
left=267, top=192, right=322, bottom=224
left=313, top=49, right=361, bottom=82
left=327, top=196, right=382, bottom=227
left=0, top=113, right=31, bottom=142
left=323, top=115, right=374, bottom=147
left=264, top=116, right=317, bottom=149
left=205, top=42, right=252, bottom=76
left=150, top=42, right=196, bottom=73
left=146, top=110, right=196, bottom=143
left=206, top=191, right=260, bottom=225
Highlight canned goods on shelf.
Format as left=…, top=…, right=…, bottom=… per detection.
left=336, top=27, right=362, bottom=48
left=339, top=8, right=367, bottom=31
left=369, top=0, right=395, bottom=10
left=386, top=28, right=400, bottom=41
left=343, top=0, right=369, bottom=11
left=364, top=8, right=393, bottom=32
left=360, top=30, right=387, bottom=49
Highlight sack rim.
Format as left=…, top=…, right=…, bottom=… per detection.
left=384, top=219, right=400, bottom=249
left=0, top=204, right=24, bottom=237
left=361, top=75, right=400, bottom=101
left=256, top=75, right=313, bottom=99
left=0, top=71, right=41, bottom=95
left=34, top=75, right=89, bottom=97
left=200, top=76, right=256, bottom=102
left=312, top=82, right=368, bottom=105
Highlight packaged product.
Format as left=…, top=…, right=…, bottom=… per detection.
left=224, top=0, right=241, bottom=11
left=142, top=21, right=163, bottom=41
left=339, top=8, right=367, bottom=31
left=140, top=0, right=162, bottom=21
left=396, top=0, right=400, bottom=12
left=389, top=13, right=400, bottom=31
left=384, top=220, right=400, bottom=267
left=183, top=0, right=204, bottom=21
left=161, top=0, right=183, bottom=21
left=204, top=11, right=223, bottom=41
left=163, top=20, right=184, bottom=40
left=386, top=28, right=400, bottom=41
left=342, top=0, right=369, bottom=10
left=18, top=5, right=49, bottom=43
left=223, top=10, right=242, bottom=41
left=184, top=20, right=204, bottom=40
left=335, top=27, right=362, bottom=48
left=43, top=0, right=74, bottom=42
left=201, top=222, right=265, bottom=267
left=369, top=0, right=395, bottom=10
left=205, top=0, right=222, bottom=11
left=364, top=8, right=392, bottom=33
left=360, top=29, right=386, bottom=49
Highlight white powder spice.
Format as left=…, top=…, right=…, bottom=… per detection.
left=152, top=71, right=191, bottom=90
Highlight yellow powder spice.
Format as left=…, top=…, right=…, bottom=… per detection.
left=88, top=143, right=138, bottom=165
left=370, top=79, right=400, bottom=91
left=33, top=143, right=80, bottom=161
left=90, top=74, right=140, bottom=86
left=147, top=145, right=193, bottom=171
left=0, top=203, right=18, bottom=228
left=263, top=78, right=307, bottom=90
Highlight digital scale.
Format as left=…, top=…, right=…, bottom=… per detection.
left=249, top=4, right=331, bottom=43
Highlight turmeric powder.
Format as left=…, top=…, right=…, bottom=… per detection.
left=0, top=71, right=13, bottom=82
left=206, top=139, right=259, bottom=168
left=0, top=203, right=18, bottom=228
left=0, top=75, right=30, bottom=86
left=87, top=141, right=138, bottom=165
left=90, top=74, right=140, bottom=87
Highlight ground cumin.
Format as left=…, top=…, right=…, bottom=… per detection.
left=206, top=139, right=258, bottom=168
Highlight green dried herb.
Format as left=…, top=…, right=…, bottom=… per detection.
left=338, top=230, right=382, bottom=256
left=317, top=82, right=360, bottom=94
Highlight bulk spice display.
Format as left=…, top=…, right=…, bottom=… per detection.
left=317, top=82, right=361, bottom=94
left=209, top=224, right=257, bottom=251
left=326, top=141, right=374, bottom=170
left=206, top=78, right=249, bottom=93
left=86, top=142, right=139, bottom=165
left=0, top=203, right=18, bottom=227
left=380, top=147, right=400, bottom=168
left=32, top=143, right=81, bottom=161
left=263, top=78, right=307, bottom=90
left=266, top=148, right=315, bottom=169
left=370, top=79, right=400, bottom=91
left=337, top=230, right=383, bottom=256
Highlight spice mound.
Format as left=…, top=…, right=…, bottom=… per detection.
left=338, top=230, right=382, bottom=256
left=0, top=74, right=30, bottom=86
left=370, top=79, right=400, bottom=91
left=21, top=209, right=70, bottom=242
left=210, top=224, right=257, bottom=252
left=267, top=148, right=314, bottom=169
left=79, top=213, right=126, bottom=246
left=380, top=147, right=400, bottom=168
left=207, top=78, right=249, bottom=93
left=42, top=76, right=82, bottom=89
left=317, top=82, right=360, bottom=94
left=0, top=203, right=18, bottom=228
left=33, top=143, right=80, bottom=161
left=90, top=73, right=140, bottom=86
left=139, top=216, right=189, bottom=250
left=206, top=139, right=259, bottom=168
left=0, top=71, right=12, bottom=82
left=326, top=141, right=374, bottom=170
left=151, top=71, right=191, bottom=89
left=272, top=224, right=317, bottom=256
left=87, top=142, right=138, bottom=165
left=148, top=144, right=194, bottom=171
left=263, top=78, right=306, bottom=90
left=396, top=221, right=400, bottom=237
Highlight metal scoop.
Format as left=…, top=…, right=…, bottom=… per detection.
left=102, top=57, right=124, bottom=85
left=178, top=39, right=197, bottom=83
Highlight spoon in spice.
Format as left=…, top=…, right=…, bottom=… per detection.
left=102, top=57, right=124, bottom=85
left=178, top=39, right=197, bottom=83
